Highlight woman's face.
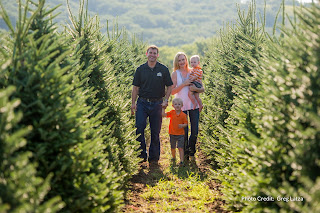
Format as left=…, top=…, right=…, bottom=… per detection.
left=178, top=54, right=186, bottom=69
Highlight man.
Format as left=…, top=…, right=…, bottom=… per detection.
left=131, top=45, right=173, bottom=164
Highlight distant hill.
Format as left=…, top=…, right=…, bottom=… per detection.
left=0, top=0, right=308, bottom=46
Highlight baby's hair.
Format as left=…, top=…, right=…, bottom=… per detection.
left=190, top=55, right=200, bottom=62
left=172, top=97, right=184, bottom=106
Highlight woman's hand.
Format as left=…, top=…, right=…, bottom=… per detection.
left=189, top=84, right=205, bottom=93
left=183, top=78, right=192, bottom=86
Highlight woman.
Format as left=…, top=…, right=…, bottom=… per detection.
left=171, top=52, right=204, bottom=162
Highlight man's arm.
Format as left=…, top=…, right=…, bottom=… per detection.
left=162, top=85, right=172, bottom=108
left=162, top=108, right=167, bottom=117
left=131, top=86, right=139, bottom=115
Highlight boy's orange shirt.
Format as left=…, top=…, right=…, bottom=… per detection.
left=166, top=110, right=188, bottom=135
left=190, top=66, right=203, bottom=83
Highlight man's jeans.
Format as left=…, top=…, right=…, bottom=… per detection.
left=183, top=108, right=200, bottom=157
left=136, top=98, right=162, bottom=162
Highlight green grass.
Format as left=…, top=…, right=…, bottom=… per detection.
left=141, top=173, right=217, bottom=212
left=138, top=104, right=220, bottom=212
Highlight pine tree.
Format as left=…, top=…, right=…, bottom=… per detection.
left=1, top=0, right=123, bottom=211
left=66, top=0, right=141, bottom=186
left=0, top=86, right=64, bottom=212
left=242, top=3, right=320, bottom=212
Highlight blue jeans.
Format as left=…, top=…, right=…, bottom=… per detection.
left=136, top=98, right=162, bottom=162
left=183, top=109, right=200, bottom=157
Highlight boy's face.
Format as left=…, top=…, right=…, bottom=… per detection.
left=172, top=101, right=183, bottom=111
left=190, top=58, right=200, bottom=68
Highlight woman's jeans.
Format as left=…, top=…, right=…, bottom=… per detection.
left=183, top=108, right=200, bottom=157
left=135, top=98, right=162, bottom=162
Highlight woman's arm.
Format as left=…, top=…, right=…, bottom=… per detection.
left=131, top=86, right=139, bottom=115
left=189, top=84, right=205, bottom=93
left=171, top=71, right=192, bottom=95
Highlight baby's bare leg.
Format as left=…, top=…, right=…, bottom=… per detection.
left=188, top=87, right=197, bottom=109
left=194, top=93, right=203, bottom=112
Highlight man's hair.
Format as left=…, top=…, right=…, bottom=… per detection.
left=146, top=45, right=159, bottom=54
left=190, top=55, right=200, bottom=62
left=172, top=97, right=184, bottom=106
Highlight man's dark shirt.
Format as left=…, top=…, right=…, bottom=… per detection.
left=132, top=62, right=173, bottom=99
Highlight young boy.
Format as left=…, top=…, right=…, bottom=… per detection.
left=189, top=55, right=203, bottom=112
left=162, top=98, right=188, bottom=166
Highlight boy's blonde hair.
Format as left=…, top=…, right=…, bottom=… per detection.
left=172, top=97, right=184, bottom=106
left=190, top=55, right=200, bottom=62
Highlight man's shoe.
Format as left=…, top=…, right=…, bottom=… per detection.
left=184, top=155, right=189, bottom=163
left=149, top=160, right=159, bottom=168
left=190, top=156, right=196, bottom=167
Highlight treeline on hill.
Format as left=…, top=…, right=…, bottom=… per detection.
left=201, top=1, right=320, bottom=212
left=1, top=0, right=306, bottom=47
left=0, top=0, right=146, bottom=212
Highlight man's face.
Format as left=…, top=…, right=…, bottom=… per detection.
left=147, top=48, right=159, bottom=62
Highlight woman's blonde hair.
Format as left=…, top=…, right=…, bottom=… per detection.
left=173, top=52, right=189, bottom=72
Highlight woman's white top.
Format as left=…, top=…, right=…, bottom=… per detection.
left=175, top=69, right=199, bottom=111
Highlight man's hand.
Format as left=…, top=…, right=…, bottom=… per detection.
left=131, top=103, right=137, bottom=115
left=161, top=100, right=168, bottom=108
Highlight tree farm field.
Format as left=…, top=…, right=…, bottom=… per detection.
left=121, top=103, right=228, bottom=213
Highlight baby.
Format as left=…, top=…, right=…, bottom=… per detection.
left=189, top=55, right=203, bottom=111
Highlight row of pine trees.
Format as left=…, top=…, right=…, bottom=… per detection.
left=201, top=1, right=320, bottom=212
left=1, top=0, right=319, bottom=212
left=0, top=0, right=146, bottom=212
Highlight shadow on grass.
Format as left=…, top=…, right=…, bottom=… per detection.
left=129, top=162, right=166, bottom=188
left=169, top=160, right=208, bottom=181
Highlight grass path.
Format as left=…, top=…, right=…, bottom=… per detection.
left=122, top=109, right=228, bottom=213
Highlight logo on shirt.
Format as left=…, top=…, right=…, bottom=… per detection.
left=157, top=72, right=162, bottom=77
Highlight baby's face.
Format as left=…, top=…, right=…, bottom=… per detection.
left=190, top=58, right=200, bottom=68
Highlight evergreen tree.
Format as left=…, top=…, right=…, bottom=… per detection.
left=241, top=3, right=320, bottom=212
left=0, top=0, right=124, bottom=211
left=201, top=0, right=265, bottom=169
left=66, top=0, right=141, bottom=186
left=0, top=86, right=64, bottom=212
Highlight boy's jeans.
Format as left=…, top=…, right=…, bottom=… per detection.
left=183, top=108, right=200, bottom=157
left=135, top=97, right=162, bottom=162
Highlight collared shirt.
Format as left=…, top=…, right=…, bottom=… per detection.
left=132, top=62, right=173, bottom=99
left=166, top=110, right=188, bottom=135
left=189, top=66, right=203, bottom=83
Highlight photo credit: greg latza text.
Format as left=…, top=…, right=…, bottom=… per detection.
left=241, top=196, right=304, bottom=202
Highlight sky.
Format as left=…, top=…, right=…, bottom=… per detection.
left=241, top=0, right=318, bottom=3
left=298, top=0, right=318, bottom=2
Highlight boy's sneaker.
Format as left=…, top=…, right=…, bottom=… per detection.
left=179, top=162, right=184, bottom=167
